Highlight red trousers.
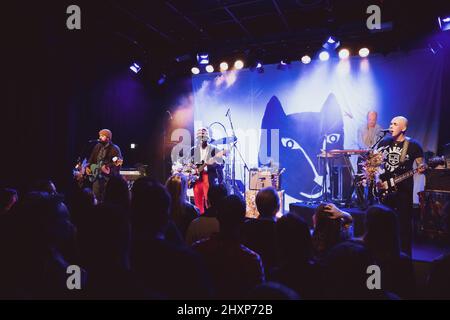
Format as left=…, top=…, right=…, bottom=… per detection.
left=193, top=172, right=209, bottom=214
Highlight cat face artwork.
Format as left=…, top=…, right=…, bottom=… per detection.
left=259, top=93, right=344, bottom=201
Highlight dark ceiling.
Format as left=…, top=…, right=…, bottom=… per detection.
left=90, top=0, right=450, bottom=70
left=10, top=0, right=450, bottom=76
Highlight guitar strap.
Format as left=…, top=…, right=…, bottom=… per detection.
left=399, top=137, right=410, bottom=164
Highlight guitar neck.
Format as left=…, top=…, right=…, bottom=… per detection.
left=393, top=168, right=419, bottom=184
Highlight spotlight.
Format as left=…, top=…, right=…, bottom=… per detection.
left=277, top=59, right=291, bottom=70
left=191, top=67, right=200, bottom=75
left=255, top=62, right=264, bottom=73
left=130, top=143, right=136, bottom=149
left=438, top=16, right=450, bottom=31
left=338, top=49, right=350, bottom=59
left=129, top=62, right=141, bottom=74
left=319, top=51, right=330, bottom=61
left=301, top=55, right=311, bottom=64
left=322, top=36, right=340, bottom=51
left=220, top=62, right=229, bottom=72
left=157, top=74, right=167, bottom=85
left=234, top=60, right=244, bottom=70
left=197, top=53, right=209, bottom=65
left=205, top=65, right=214, bottom=73
left=359, top=48, right=370, bottom=58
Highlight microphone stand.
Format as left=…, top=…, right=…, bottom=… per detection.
left=226, top=110, right=249, bottom=195
left=323, top=136, right=329, bottom=202
left=370, top=131, right=388, bottom=150
left=367, top=131, right=388, bottom=204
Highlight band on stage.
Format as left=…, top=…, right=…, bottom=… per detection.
left=74, top=111, right=434, bottom=256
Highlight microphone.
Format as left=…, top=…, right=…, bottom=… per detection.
left=88, top=139, right=100, bottom=143
left=380, top=129, right=391, bottom=133
left=225, top=108, right=230, bottom=117
left=166, top=110, right=173, bottom=120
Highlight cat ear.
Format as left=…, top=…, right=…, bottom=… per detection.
left=261, top=96, right=287, bottom=129
left=320, top=93, right=343, bottom=129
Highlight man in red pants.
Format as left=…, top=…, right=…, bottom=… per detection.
left=192, top=128, right=225, bottom=214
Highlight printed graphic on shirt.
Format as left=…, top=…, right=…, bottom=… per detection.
left=382, top=145, right=410, bottom=172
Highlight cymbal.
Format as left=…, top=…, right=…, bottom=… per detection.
left=210, top=136, right=237, bottom=145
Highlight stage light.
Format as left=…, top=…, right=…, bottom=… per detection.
left=438, top=16, right=450, bottom=31
left=234, top=60, right=244, bottom=70
left=255, top=62, right=264, bottom=73
left=205, top=65, right=214, bottom=73
left=197, top=53, right=209, bottom=65
left=220, top=62, right=229, bottom=72
left=191, top=67, right=200, bottom=75
left=359, top=48, right=370, bottom=58
left=130, top=143, right=136, bottom=149
left=277, top=59, right=291, bottom=70
left=322, top=36, right=340, bottom=51
left=157, top=74, right=167, bottom=85
left=319, top=51, right=330, bottom=61
left=301, top=55, right=311, bottom=64
left=129, top=62, right=141, bottom=74
left=338, top=49, right=350, bottom=59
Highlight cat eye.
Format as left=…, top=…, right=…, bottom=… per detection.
left=281, top=138, right=301, bottom=150
left=326, top=133, right=341, bottom=144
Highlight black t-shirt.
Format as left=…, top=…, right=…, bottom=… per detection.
left=377, top=137, right=423, bottom=194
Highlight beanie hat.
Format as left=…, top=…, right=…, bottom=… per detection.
left=99, top=129, right=112, bottom=140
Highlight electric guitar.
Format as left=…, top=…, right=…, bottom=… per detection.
left=73, top=157, right=123, bottom=184
left=377, top=167, right=424, bottom=202
left=377, top=157, right=443, bottom=202
left=191, top=149, right=228, bottom=185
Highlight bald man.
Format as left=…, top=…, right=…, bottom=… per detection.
left=357, top=111, right=382, bottom=149
left=356, top=111, right=383, bottom=207
left=377, top=116, right=425, bottom=256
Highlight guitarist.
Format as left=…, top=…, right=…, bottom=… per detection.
left=377, top=116, right=425, bottom=256
left=192, top=128, right=225, bottom=214
left=86, top=129, right=123, bottom=202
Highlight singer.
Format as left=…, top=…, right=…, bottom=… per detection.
left=376, top=116, right=425, bottom=256
left=86, top=129, right=123, bottom=202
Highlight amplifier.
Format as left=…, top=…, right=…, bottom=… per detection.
left=249, top=169, right=282, bottom=190
left=418, top=190, right=450, bottom=240
left=425, top=169, right=450, bottom=192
